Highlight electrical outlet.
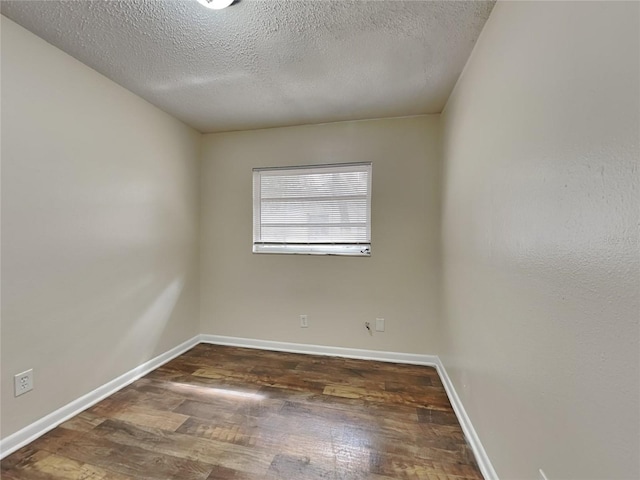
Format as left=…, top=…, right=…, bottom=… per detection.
left=539, top=469, right=549, bottom=480
left=14, top=369, right=34, bottom=397
left=375, top=317, right=385, bottom=332
left=300, top=314, right=308, bottom=328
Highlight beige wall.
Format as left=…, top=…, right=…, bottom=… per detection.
left=200, top=116, right=441, bottom=353
left=1, top=17, right=201, bottom=438
left=441, top=2, right=639, bottom=479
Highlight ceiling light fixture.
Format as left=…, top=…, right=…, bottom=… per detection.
left=196, top=0, right=235, bottom=9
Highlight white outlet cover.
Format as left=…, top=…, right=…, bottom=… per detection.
left=375, top=318, right=385, bottom=332
left=14, top=369, right=34, bottom=397
left=300, top=315, right=308, bottom=328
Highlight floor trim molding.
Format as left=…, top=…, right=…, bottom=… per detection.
left=199, top=334, right=440, bottom=366
left=0, top=335, right=201, bottom=460
left=433, top=357, right=498, bottom=480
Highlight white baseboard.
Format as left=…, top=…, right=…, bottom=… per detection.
left=1, top=333, right=497, bottom=480
left=201, top=334, right=498, bottom=480
left=0, top=335, right=201, bottom=460
left=198, top=334, right=440, bottom=366
left=433, top=357, right=498, bottom=480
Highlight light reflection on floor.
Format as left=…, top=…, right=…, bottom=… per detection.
left=167, top=381, right=266, bottom=401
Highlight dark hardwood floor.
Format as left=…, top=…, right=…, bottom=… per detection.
left=1, top=344, right=483, bottom=479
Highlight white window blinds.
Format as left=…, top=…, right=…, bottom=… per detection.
left=253, top=163, right=372, bottom=256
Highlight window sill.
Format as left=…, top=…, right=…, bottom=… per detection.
left=253, top=244, right=371, bottom=256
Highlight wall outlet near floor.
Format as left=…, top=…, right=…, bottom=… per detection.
left=539, top=468, right=549, bottom=480
left=375, top=317, right=385, bottom=332
left=300, top=314, right=308, bottom=328
left=14, top=369, right=34, bottom=397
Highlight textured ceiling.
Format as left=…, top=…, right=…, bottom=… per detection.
left=1, top=0, right=495, bottom=133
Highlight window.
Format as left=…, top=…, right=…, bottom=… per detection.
left=253, top=162, right=372, bottom=256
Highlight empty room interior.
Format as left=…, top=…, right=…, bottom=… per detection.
left=1, top=1, right=638, bottom=479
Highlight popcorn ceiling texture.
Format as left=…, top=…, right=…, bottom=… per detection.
left=1, top=0, right=494, bottom=133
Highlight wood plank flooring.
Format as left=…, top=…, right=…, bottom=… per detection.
left=1, top=344, right=483, bottom=480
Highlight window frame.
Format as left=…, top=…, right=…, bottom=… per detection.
left=252, top=162, right=372, bottom=256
